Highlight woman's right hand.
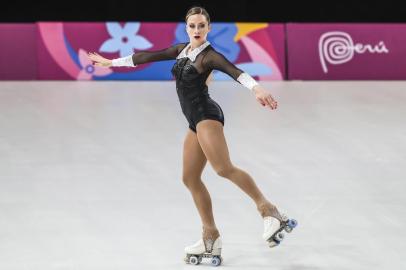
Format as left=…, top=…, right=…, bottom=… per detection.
left=88, top=52, right=112, bottom=67
left=253, top=85, right=278, bottom=110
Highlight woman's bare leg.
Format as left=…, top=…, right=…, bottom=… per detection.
left=183, top=129, right=220, bottom=240
left=196, top=120, right=282, bottom=219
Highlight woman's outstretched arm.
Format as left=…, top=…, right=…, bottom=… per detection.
left=88, top=43, right=187, bottom=67
left=205, top=50, right=278, bottom=110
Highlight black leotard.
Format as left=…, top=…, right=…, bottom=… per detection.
left=131, top=42, right=244, bottom=132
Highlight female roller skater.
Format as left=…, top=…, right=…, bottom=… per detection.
left=88, top=6, right=297, bottom=266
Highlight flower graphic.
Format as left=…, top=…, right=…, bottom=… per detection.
left=100, top=22, right=153, bottom=57
left=77, top=49, right=112, bottom=80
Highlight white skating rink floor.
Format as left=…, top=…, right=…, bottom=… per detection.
left=0, top=81, right=405, bottom=270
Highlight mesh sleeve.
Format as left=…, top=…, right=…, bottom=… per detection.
left=132, top=43, right=186, bottom=65
left=205, top=50, right=244, bottom=81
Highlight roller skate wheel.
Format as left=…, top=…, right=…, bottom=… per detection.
left=274, top=232, right=285, bottom=242
left=285, top=226, right=293, bottom=233
left=288, top=219, right=298, bottom=228
left=281, top=214, right=289, bottom=222
left=189, top=255, right=200, bottom=265
left=211, top=256, right=222, bottom=266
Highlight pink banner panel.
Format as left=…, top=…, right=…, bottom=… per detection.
left=287, top=24, right=406, bottom=80
left=0, top=24, right=37, bottom=80
left=36, top=22, right=286, bottom=80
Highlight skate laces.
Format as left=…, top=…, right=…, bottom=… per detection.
left=258, top=202, right=284, bottom=221
left=280, top=213, right=288, bottom=221
left=204, top=238, right=215, bottom=252
left=202, top=227, right=220, bottom=253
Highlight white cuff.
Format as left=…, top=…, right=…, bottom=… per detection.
left=112, top=55, right=136, bottom=67
left=237, top=73, right=259, bottom=91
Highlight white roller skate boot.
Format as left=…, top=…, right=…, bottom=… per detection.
left=184, top=236, right=222, bottom=266
left=259, top=203, right=298, bottom=248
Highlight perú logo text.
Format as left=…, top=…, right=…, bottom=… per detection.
left=319, top=31, right=389, bottom=73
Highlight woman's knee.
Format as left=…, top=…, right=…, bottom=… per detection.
left=215, top=164, right=236, bottom=179
left=182, top=174, right=202, bottom=189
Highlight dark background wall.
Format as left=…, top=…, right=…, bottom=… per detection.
left=2, top=0, right=406, bottom=22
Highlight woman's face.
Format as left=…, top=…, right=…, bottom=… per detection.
left=186, top=14, right=211, bottom=44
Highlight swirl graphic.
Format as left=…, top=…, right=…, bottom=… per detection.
left=319, top=31, right=355, bottom=73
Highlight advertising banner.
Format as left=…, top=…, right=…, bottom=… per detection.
left=287, top=24, right=406, bottom=80
left=37, top=22, right=286, bottom=81
left=0, top=24, right=37, bottom=80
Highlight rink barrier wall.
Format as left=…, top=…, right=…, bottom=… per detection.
left=1, top=23, right=406, bottom=80
left=0, top=24, right=37, bottom=80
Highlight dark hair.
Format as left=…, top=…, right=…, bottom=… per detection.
left=185, top=6, right=211, bottom=24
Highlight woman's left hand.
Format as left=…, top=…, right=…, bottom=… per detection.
left=88, top=52, right=113, bottom=67
left=253, top=85, right=278, bottom=110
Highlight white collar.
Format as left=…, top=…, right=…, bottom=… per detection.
left=176, top=41, right=211, bottom=62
